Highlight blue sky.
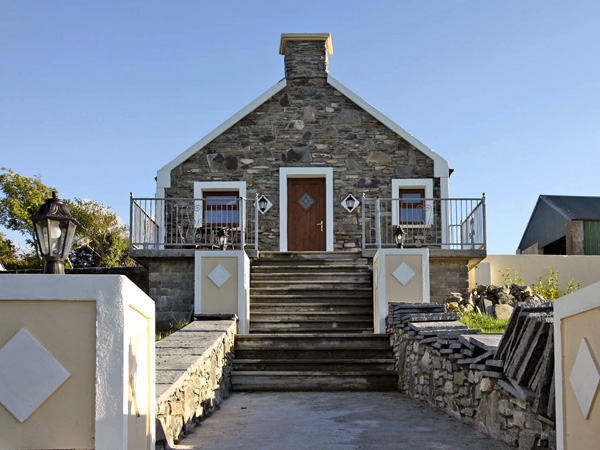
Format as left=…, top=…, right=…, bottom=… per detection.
left=2, top=0, right=599, bottom=254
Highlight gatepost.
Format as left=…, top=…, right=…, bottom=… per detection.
left=554, top=280, right=600, bottom=450
left=373, top=248, right=430, bottom=333
left=0, top=275, right=155, bottom=450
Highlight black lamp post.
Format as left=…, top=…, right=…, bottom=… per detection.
left=30, top=191, right=79, bottom=274
left=217, top=228, right=228, bottom=250
left=394, top=226, right=405, bottom=249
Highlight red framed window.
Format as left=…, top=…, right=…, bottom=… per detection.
left=399, top=188, right=425, bottom=224
left=203, top=191, right=239, bottom=226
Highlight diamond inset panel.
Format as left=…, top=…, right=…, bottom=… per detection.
left=298, top=193, right=314, bottom=210
left=0, top=328, right=70, bottom=423
left=392, top=262, right=416, bottom=286
left=208, top=263, right=232, bottom=288
left=569, top=337, right=600, bottom=419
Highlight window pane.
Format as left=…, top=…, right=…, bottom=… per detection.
left=203, top=191, right=239, bottom=226
left=401, top=192, right=423, bottom=202
left=205, top=210, right=239, bottom=225
left=400, top=207, right=423, bottom=223
left=205, top=197, right=238, bottom=207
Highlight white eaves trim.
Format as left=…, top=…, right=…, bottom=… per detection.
left=156, top=79, right=287, bottom=193
left=327, top=75, right=450, bottom=178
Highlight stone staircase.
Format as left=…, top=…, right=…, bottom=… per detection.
left=249, top=251, right=373, bottom=334
left=232, top=333, right=397, bottom=391
left=231, top=252, right=397, bottom=391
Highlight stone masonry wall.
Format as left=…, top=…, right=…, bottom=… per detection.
left=387, top=306, right=555, bottom=449
left=148, top=258, right=194, bottom=324
left=155, top=319, right=236, bottom=450
left=165, top=41, right=437, bottom=251
left=429, top=258, right=469, bottom=304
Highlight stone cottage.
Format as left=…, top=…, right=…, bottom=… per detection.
left=130, top=33, right=486, bottom=325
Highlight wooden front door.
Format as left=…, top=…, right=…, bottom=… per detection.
left=288, top=178, right=326, bottom=251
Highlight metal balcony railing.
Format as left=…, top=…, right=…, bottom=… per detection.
left=129, top=195, right=259, bottom=251
left=361, top=196, right=486, bottom=250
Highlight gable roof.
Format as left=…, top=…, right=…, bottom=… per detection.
left=517, top=195, right=600, bottom=251
left=540, top=195, right=600, bottom=220
left=156, top=76, right=450, bottom=194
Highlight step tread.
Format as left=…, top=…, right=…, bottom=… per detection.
left=233, top=358, right=395, bottom=364
left=251, top=286, right=372, bottom=291
left=236, top=333, right=387, bottom=338
left=250, top=320, right=373, bottom=328
left=250, top=311, right=372, bottom=316
left=250, top=302, right=372, bottom=307
left=232, top=370, right=395, bottom=376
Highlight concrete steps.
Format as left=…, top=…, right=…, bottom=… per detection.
left=234, top=253, right=394, bottom=391
left=232, top=334, right=397, bottom=391
left=249, top=251, right=373, bottom=334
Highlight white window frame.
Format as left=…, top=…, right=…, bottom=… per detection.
left=279, top=167, right=334, bottom=251
left=391, top=179, right=434, bottom=228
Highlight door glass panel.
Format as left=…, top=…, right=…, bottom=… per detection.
left=298, top=193, right=314, bottom=210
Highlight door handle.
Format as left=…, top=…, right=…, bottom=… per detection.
left=317, top=221, right=324, bottom=232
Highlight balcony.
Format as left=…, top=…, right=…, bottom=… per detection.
left=130, top=196, right=259, bottom=258
left=361, top=196, right=487, bottom=252
left=129, top=195, right=486, bottom=258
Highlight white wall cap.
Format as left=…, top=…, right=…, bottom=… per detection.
left=327, top=75, right=450, bottom=178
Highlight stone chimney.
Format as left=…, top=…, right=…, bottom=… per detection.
left=279, top=33, right=333, bottom=79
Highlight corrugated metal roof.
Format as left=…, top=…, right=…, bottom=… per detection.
left=517, top=195, right=600, bottom=252
left=541, top=195, right=600, bottom=220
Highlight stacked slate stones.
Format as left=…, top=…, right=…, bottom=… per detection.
left=495, top=299, right=555, bottom=419
left=388, top=299, right=555, bottom=419
left=456, top=334, right=505, bottom=379
left=388, top=304, right=505, bottom=378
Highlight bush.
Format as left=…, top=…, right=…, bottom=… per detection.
left=499, top=267, right=579, bottom=300
left=459, top=311, right=509, bottom=334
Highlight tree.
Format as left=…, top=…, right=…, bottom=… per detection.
left=68, top=198, right=133, bottom=267
left=0, top=232, right=17, bottom=267
left=0, top=168, right=54, bottom=251
left=0, top=232, right=40, bottom=269
left=0, top=168, right=133, bottom=268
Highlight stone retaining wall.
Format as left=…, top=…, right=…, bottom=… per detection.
left=155, top=318, right=236, bottom=450
left=148, top=258, right=195, bottom=324
left=387, top=303, right=555, bottom=449
left=429, top=258, right=470, bottom=304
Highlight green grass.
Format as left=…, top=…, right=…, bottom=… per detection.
left=459, top=312, right=509, bottom=334
left=155, top=320, right=189, bottom=341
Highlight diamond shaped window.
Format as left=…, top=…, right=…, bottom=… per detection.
left=298, top=193, right=314, bottom=210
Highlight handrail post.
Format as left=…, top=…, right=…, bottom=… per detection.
left=254, top=193, right=259, bottom=251
left=129, top=192, right=134, bottom=251
left=361, top=193, right=366, bottom=250
left=482, top=193, right=487, bottom=251
left=240, top=198, right=245, bottom=252
left=375, top=198, right=381, bottom=249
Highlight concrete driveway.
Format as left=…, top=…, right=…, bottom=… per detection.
left=172, top=392, right=512, bottom=450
